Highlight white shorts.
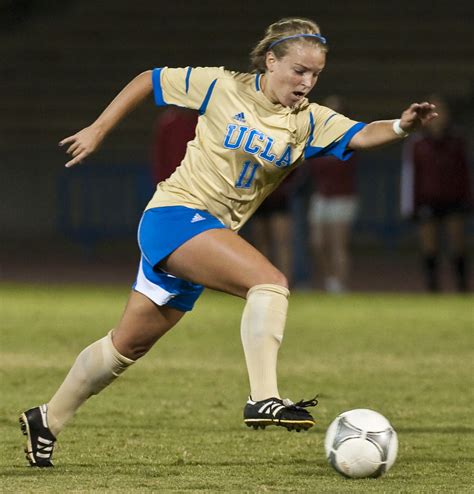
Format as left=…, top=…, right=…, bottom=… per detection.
left=309, top=194, right=358, bottom=224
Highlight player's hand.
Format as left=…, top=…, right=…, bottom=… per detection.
left=399, top=102, right=438, bottom=134
left=59, top=125, right=105, bottom=168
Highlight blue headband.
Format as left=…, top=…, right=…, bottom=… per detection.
left=268, top=33, right=327, bottom=50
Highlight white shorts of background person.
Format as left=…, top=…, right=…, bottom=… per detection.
left=308, top=194, right=358, bottom=293
left=309, top=194, right=358, bottom=224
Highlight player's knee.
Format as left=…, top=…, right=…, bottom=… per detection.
left=112, top=333, right=148, bottom=360
left=273, top=271, right=289, bottom=290
left=112, top=322, right=165, bottom=360
left=253, top=269, right=289, bottom=291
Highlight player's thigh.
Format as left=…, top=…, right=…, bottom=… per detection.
left=313, top=221, right=331, bottom=251
left=160, top=228, right=288, bottom=298
left=331, top=221, right=352, bottom=252
left=445, top=214, right=466, bottom=253
left=418, top=220, right=438, bottom=252
left=112, top=290, right=185, bottom=359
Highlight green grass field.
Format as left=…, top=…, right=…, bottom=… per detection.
left=1, top=283, right=473, bottom=493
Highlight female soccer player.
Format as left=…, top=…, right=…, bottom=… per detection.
left=20, top=17, right=437, bottom=467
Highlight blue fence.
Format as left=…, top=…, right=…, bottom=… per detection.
left=57, top=159, right=471, bottom=261
left=57, top=164, right=154, bottom=250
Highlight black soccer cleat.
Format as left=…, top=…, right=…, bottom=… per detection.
left=19, top=404, right=56, bottom=467
left=244, top=396, right=318, bottom=431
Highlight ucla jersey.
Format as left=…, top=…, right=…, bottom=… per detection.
left=146, top=67, right=365, bottom=231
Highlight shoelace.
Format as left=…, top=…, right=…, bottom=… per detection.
left=282, top=396, right=318, bottom=410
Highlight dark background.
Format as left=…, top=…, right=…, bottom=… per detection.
left=1, top=0, right=473, bottom=290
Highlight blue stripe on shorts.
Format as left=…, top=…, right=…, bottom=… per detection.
left=133, top=206, right=227, bottom=312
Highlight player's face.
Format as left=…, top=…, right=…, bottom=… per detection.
left=264, top=43, right=326, bottom=107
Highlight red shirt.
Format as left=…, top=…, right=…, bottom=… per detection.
left=307, top=154, right=357, bottom=197
left=401, top=131, right=471, bottom=212
left=150, top=108, right=199, bottom=184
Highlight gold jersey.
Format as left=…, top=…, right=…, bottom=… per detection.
left=146, top=67, right=365, bottom=231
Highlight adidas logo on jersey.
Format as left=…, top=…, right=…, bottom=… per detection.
left=233, top=112, right=246, bottom=123
left=191, top=213, right=206, bottom=223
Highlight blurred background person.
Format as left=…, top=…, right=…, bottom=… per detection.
left=306, top=95, right=358, bottom=293
left=150, top=107, right=198, bottom=184
left=400, top=95, right=472, bottom=292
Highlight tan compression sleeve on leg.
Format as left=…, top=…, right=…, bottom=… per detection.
left=47, top=330, right=134, bottom=437
left=240, top=284, right=289, bottom=402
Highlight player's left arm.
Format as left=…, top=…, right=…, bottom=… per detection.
left=348, top=102, right=438, bottom=150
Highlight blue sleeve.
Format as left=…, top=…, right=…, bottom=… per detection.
left=151, top=66, right=221, bottom=112
left=152, top=68, right=167, bottom=107
left=304, top=122, right=366, bottom=161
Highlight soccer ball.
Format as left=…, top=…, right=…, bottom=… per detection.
left=324, top=408, right=398, bottom=478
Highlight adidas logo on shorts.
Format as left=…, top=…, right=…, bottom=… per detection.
left=191, top=213, right=206, bottom=223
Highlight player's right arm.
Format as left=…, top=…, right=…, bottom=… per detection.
left=60, top=70, right=153, bottom=168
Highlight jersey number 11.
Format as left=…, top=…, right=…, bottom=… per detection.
left=235, top=161, right=260, bottom=189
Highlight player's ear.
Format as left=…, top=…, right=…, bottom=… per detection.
left=265, top=51, right=277, bottom=72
